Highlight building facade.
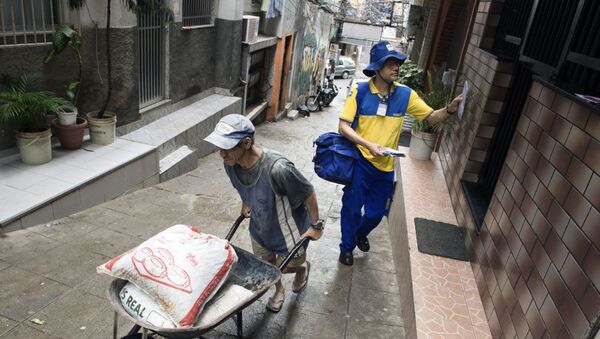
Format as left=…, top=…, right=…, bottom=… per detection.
left=437, top=0, right=599, bottom=337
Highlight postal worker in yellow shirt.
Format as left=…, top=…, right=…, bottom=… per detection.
left=337, top=41, right=462, bottom=265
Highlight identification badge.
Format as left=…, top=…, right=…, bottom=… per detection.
left=377, top=102, right=387, bottom=116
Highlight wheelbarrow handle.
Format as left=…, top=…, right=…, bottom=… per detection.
left=225, top=214, right=247, bottom=241
left=278, top=237, right=312, bottom=271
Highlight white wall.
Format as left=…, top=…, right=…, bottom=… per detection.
left=217, top=0, right=243, bottom=21
left=78, top=1, right=137, bottom=28
left=341, top=22, right=383, bottom=41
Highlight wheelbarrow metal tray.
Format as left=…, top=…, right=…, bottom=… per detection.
left=108, top=245, right=280, bottom=338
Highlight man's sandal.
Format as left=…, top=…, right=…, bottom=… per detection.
left=292, top=261, right=310, bottom=294
left=266, top=292, right=285, bottom=313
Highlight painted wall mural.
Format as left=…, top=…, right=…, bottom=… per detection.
left=298, top=3, right=333, bottom=95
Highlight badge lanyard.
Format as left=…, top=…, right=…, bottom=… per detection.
left=376, top=94, right=388, bottom=117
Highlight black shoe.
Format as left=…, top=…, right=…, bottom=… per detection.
left=339, top=251, right=353, bottom=266
left=356, top=235, right=370, bottom=252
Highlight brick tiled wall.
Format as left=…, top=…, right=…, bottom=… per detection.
left=437, top=1, right=600, bottom=338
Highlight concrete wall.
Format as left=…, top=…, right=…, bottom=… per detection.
left=1, top=0, right=244, bottom=151
left=438, top=0, right=600, bottom=338
left=388, top=161, right=418, bottom=339
left=0, top=26, right=138, bottom=150
left=169, top=24, right=217, bottom=102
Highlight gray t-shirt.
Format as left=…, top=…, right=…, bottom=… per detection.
left=234, top=150, right=314, bottom=208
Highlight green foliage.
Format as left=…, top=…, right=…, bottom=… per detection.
left=398, top=61, right=424, bottom=92
left=44, top=24, right=81, bottom=63
left=65, top=81, right=80, bottom=103
left=45, top=24, right=82, bottom=106
left=412, top=71, right=455, bottom=135
left=0, top=73, right=71, bottom=131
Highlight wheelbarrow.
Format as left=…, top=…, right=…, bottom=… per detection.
left=108, top=215, right=311, bottom=339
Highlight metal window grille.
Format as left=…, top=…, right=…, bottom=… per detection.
left=522, top=0, right=580, bottom=68
left=561, top=0, right=600, bottom=96
left=182, top=0, right=215, bottom=27
left=491, top=0, right=534, bottom=59
left=138, top=4, right=166, bottom=108
left=0, top=0, right=63, bottom=46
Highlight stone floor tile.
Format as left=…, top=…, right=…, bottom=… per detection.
left=284, top=310, right=347, bottom=339
left=27, top=289, right=134, bottom=338
left=0, top=324, right=57, bottom=339
left=0, top=315, right=18, bottom=337
left=294, top=279, right=351, bottom=316
left=100, top=187, right=161, bottom=216
left=349, top=286, right=403, bottom=327
left=15, top=243, right=109, bottom=287
left=70, top=206, right=131, bottom=228
left=75, top=272, right=116, bottom=300
left=0, top=230, right=61, bottom=265
left=416, top=310, right=477, bottom=339
left=352, top=266, right=400, bottom=294
left=0, top=260, right=10, bottom=271
left=0, top=267, right=69, bottom=321
left=26, top=217, right=98, bottom=243
left=346, top=319, right=406, bottom=339
left=352, top=251, right=396, bottom=273
left=75, top=227, right=145, bottom=258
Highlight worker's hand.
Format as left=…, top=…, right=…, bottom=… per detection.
left=366, top=142, right=385, bottom=157
left=301, top=227, right=323, bottom=241
left=241, top=205, right=251, bottom=218
left=446, top=94, right=463, bottom=113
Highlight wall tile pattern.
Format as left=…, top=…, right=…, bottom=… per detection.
left=436, top=1, right=600, bottom=337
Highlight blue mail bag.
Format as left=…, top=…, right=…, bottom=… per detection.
left=312, top=81, right=370, bottom=186
left=312, top=132, right=359, bottom=186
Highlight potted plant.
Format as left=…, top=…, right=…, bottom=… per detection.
left=45, top=23, right=88, bottom=149
left=66, top=0, right=171, bottom=145
left=0, top=73, right=71, bottom=164
left=398, top=61, right=425, bottom=92
left=409, top=74, right=455, bottom=160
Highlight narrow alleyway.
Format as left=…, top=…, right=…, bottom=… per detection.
left=0, top=79, right=406, bottom=339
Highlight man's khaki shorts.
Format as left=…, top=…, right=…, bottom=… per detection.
left=250, top=236, right=306, bottom=269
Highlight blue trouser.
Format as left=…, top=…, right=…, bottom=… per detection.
left=340, top=155, right=395, bottom=253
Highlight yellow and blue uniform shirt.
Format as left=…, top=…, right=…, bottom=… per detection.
left=340, top=79, right=433, bottom=172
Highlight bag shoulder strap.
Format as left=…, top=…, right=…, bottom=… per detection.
left=352, top=81, right=370, bottom=129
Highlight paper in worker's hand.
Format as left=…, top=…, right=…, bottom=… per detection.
left=383, top=148, right=405, bottom=157
left=457, top=80, right=468, bottom=120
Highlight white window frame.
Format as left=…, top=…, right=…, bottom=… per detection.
left=181, top=0, right=217, bottom=30
left=0, top=0, right=64, bottom=47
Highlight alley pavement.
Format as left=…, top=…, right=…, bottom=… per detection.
left=0, top=79, right=406, bottom=339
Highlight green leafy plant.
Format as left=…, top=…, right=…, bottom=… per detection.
left=0, top=73, right=72, bottom=132
left=412, top=71, right=455, bottom=135
left=45, top=23, right=82, bottom=106
left=398, top=61, right=424, bottom=92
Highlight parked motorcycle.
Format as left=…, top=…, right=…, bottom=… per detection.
left=305, top=77, right=339, bottom=112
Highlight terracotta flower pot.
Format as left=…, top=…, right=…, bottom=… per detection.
left=52, top=117, right=88, bottom=150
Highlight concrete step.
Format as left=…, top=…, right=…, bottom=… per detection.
left=159, top=145, right=197, bottom=182
left=123, top=94, right=242, bottom=180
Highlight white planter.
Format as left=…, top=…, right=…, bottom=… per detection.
left=409, top=131, right=437, bottom=160
left=16, top=129, right=52, bottom=165
left=57, top=106, right=78, bottom=126
left=87, top=111, right=116, bottom=145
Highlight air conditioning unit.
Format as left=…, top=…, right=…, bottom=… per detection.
left=242, top=15, right=259, bottom=43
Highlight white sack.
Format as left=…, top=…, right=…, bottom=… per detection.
left=121, top=282, right=254, bottom=329
left=99, top=225, right=237, bottom=327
